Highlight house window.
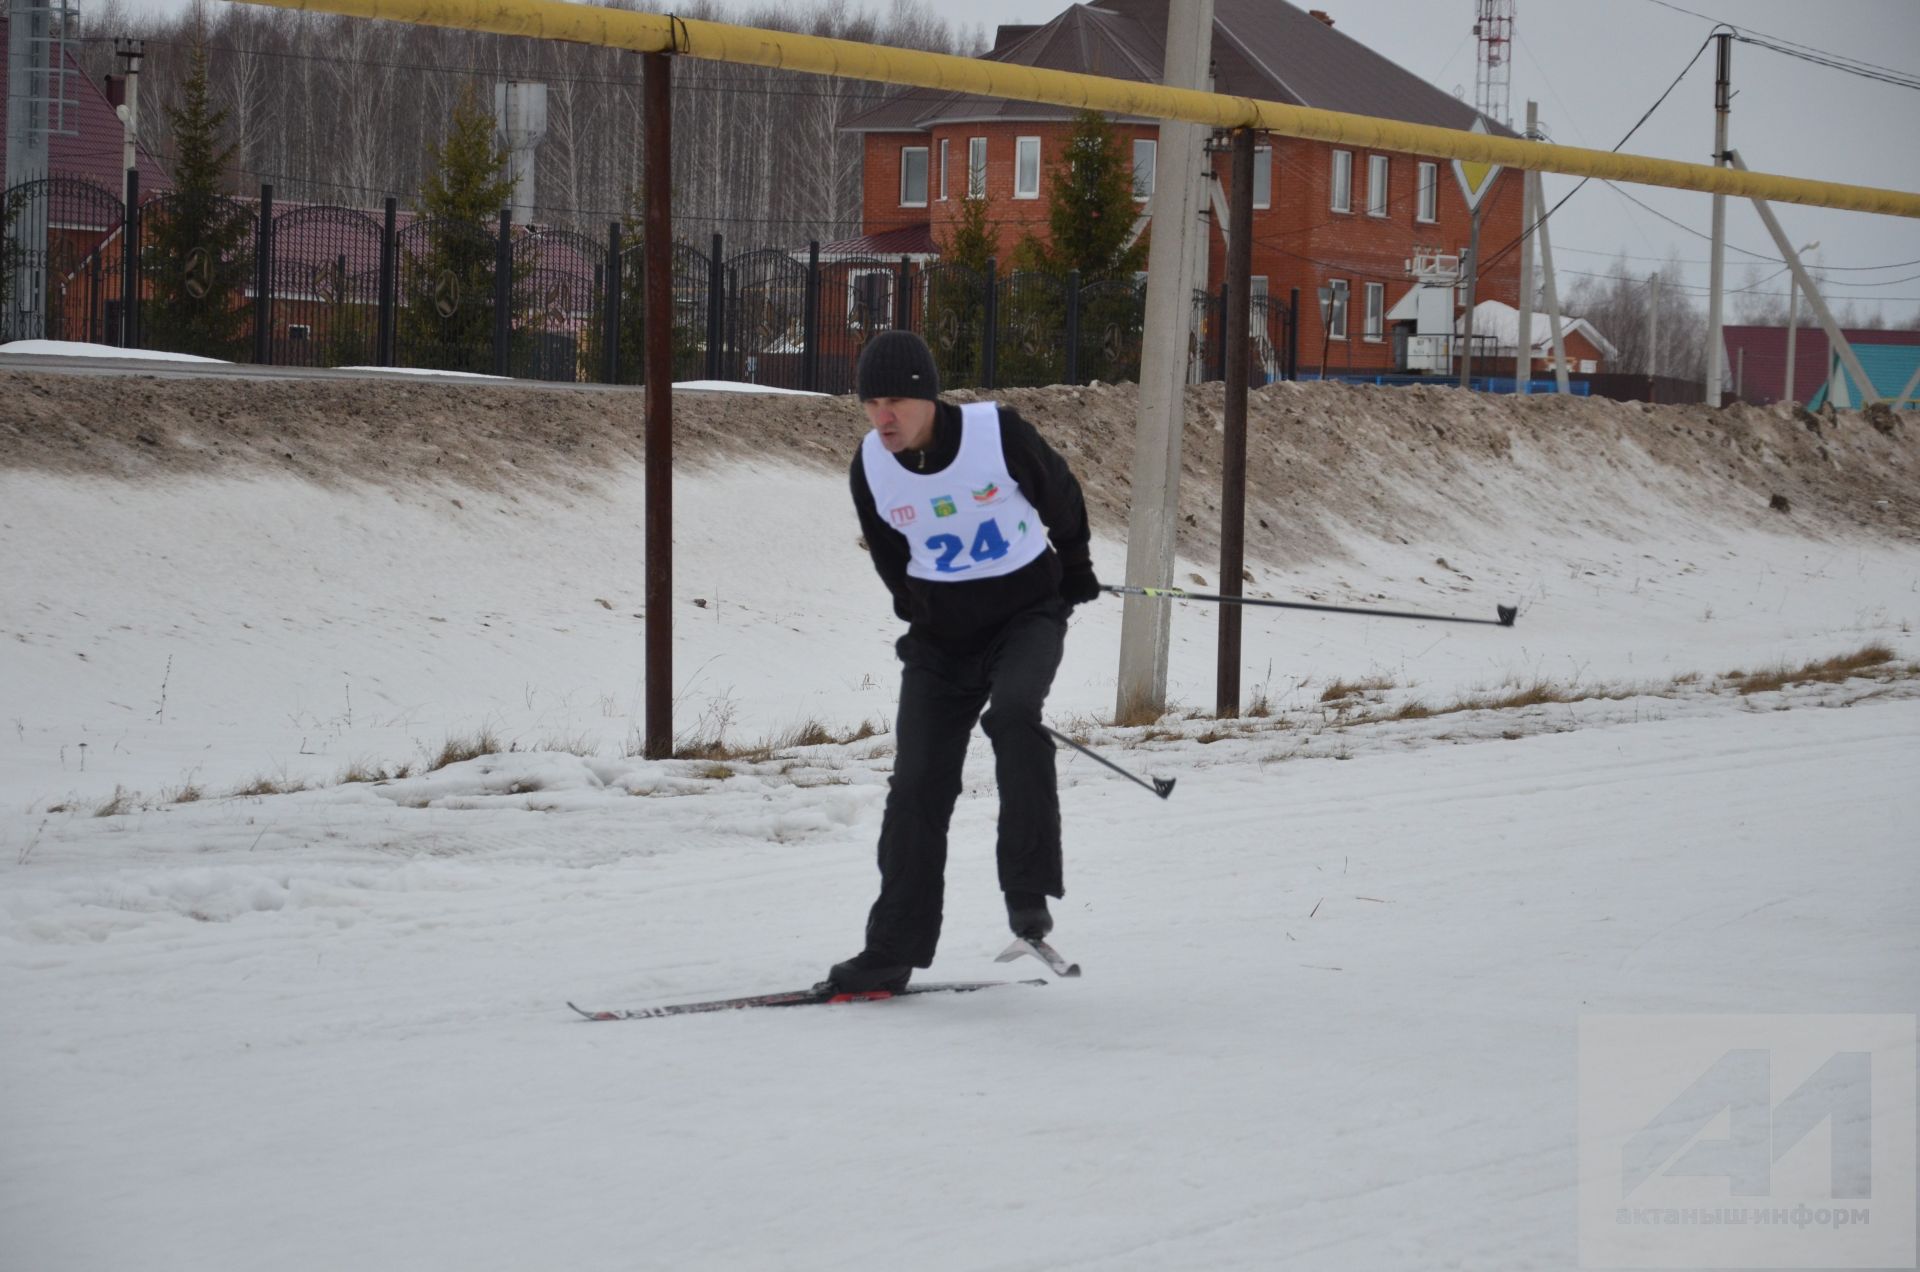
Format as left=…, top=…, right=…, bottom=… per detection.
left=1363, top=282, right=1385, bottom=341
left=1133, top=138, right=1156, bottom=201
left=1323, top=278, right=1349, bottom=339
left=1253, top=146, right=1272, bottom=209
left=1015, top=136, right=1041, bottom=199
left=1330, top=149, right=1352, bottom=213
left=938, top=139, right=949, bottom=201
left=900, top=147, right=929, bottom=207
left=1249, top=275, right=1269, bottom=319
left=850, top=270, right=894, bottom=330
left=968, top=137, right=987, bottom=198
left=1367, top=155, right=1389, bottom=217
left=1416, top=161, right=1438, bottom=222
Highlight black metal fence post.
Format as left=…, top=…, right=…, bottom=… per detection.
left=253, top=183, right=273, bottom=364
left=705, top=232, right=724, bottom=379
left=121, top=167, right=140, bottom=348
left=1287, top=286, right=1300, bottom=381
left=1065, top=269, right=1081, bottom=385
left=896, top=254, right=911, bottom=330
left=603, top=220, right=621, bottom=384
left=982, top=257, right=998, bottom=390
left=376, top=197, right=397, bottom=366
left=803, top=240, right=820, bottom=393
left=492, top=207, right=512, bottom=377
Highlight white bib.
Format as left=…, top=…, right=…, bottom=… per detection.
left=862, top=402, right=1050, bottom=583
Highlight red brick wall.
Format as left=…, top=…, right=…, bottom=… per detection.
left=862, top=120, right=1528, bottom=374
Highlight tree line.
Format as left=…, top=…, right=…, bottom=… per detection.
left=75, top=0, right=986, bottom=246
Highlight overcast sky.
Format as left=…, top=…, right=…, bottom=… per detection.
left=116, top=0, right=1920, bottom=321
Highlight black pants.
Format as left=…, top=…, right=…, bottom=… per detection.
left=864, top=604, right=1068, bottom=967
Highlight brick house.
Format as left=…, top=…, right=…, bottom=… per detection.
left=837, top=0, right=1528, bottom=376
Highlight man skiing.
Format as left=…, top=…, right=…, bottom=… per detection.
left=829, top=330, right=1101, bottom=993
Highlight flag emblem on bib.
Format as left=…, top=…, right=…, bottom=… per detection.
left=972, top=483, right=1000, bottom=504
left=932, top=495, right=957, bottom=517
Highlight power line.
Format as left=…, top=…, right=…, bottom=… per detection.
left=1636, top=0, right=1920, bottom=90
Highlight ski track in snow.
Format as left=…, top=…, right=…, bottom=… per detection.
left=2, top=458, right=1917, bottom=1271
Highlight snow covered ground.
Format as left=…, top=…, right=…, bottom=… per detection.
left=2, top=430, right=1917, bottom=1269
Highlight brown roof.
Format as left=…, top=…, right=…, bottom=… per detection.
left=842, top=0, right=1514, bottom=138
left=817, top=224, right=938, bottom=259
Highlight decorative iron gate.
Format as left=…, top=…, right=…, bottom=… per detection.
left=269, top=204, right=384, bottom=367
left=512, top=227, right=602, bottom=381
left=0, top=176, right=125, bottom=346
left=394, top=216, right=497, bottom=374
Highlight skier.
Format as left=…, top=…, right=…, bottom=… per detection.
left=829, top=330, right=1101, bottom=993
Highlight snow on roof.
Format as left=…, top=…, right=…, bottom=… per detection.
left=1458, top=300, right=1616, bottom=360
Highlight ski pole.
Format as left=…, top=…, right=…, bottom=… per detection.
left=1041, top=725, right=1176, bottom=800
left=1104, top=584, right=1518, bottom=628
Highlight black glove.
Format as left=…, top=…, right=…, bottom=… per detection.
left=1059, top=565, right=1102, bottom=611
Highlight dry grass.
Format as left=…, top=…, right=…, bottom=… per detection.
left=1319, top=674, right=1394, bottom=704
left=430, top=728, right=501, bottom=771
left=229, top=776, right=308, bottom=798
left=337, top=758, right=387, bottom=784
left=1723, top=644, right=1897, bottom=695
left=1390, top=700, right=1434, bottom=721
left=695, top=762, right=735, bottom=781
left=168, top=783, right=203, bottom=804
left=672, top=717, right=885, bottom=763
left=93, top=786, right=131, bottom=817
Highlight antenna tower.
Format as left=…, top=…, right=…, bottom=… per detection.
left=1473, top=0, right=1515, bottom=129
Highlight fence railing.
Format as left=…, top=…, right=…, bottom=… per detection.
left=2, top=176, right=1312, bottom=393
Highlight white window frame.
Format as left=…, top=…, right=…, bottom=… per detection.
left=1325, top=278, right=1349, bottom=339
left=1014, top=136, right=1042, bottom=200
left=1363, top=282, right=1385, bottom=341
left=1367, top=155, right=1389, bottom=218
left=899, top=146, right=929, bottom=208
left=1253, top=146, right=1272, bottom=210
left=1330, top=149, right=1353, bottom=213
left=1133, top=138, right=1156, bottom=202
left=938, top=139, right=949, bottom=201
left=968, top=137, right=987, bottom=199
left=1248, top=275, right=1269, bottom=320
left=849, top=270, right=894, bottom=330
left=1416, top=161, right=1438, bottom=223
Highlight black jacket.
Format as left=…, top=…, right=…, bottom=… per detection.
left=850, top=401, right=1092, bottom=652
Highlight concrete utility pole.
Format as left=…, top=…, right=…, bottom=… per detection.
left=1530, top=170, right=1571, bottom=393
left=1728, top=150, right=1876, bottom=408
left=114, top=38, right=144, bottom=178
left=494, top=81, right=548, bottom=226
left=1783, top=239, right=1817, bottom=404
left=1704, top=32, right=1732, bottom=407
left=1116, top=0, right=1215, bottom=725
left=1514, top=101, right=1538, bottom=392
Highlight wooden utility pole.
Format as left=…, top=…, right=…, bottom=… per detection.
left=1648, top=271, right=1661, bottom=400
left=643, top=51, right=674, bottom=759
left=1705, top=32, right=1732, bottom=407
left=1216, top=127, right=1254, bottom=718
left=1116, top=0, right=1215, bottom=725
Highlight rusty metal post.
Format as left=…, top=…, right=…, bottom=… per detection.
left=1216, top=127, right=1253, bottom=718
left=643, top=51, right=674, bottom=759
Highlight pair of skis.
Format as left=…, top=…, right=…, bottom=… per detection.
left=567, top=935, right=1079, bottom=1022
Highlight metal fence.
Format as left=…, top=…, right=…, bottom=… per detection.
left=3, top=176, right=1311, bottom=392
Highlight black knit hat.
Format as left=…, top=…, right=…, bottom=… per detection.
left=856, top=330, right=941, bottom=402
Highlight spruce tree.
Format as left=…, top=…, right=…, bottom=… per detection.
left=1013, top=110, right=1144, bottom=282
left=400, top=84, right=514, bottom=372
left=1, top=188, right=27, bottom=337
left=924, top=193, right=998, bottom=387
left=142, top=40, right=253, bottom=360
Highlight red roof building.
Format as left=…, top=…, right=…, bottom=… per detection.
left=839, top=0, right=1526, bottom=374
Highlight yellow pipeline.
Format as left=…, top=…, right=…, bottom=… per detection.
left=233, top=0, right=1920, bottom=220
